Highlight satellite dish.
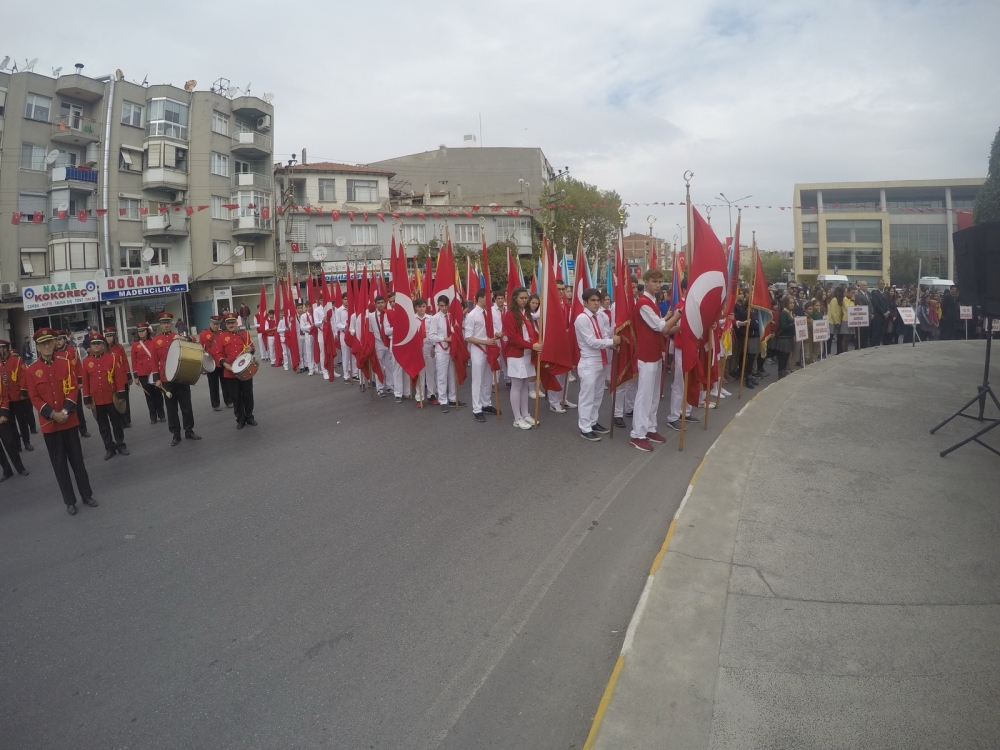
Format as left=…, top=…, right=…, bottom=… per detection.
left=184, top=79, right=197, bottom=91
left=226, top=86, right=239, bottom=98
left=115, top=69, right=124, bottom=80
left=312, top=246, right=328, bottom=261
left=26, top=58, right=37, bottom=72
left=0, top=57, right=9, bottom=71
left=93, top=269, right=106, bottom=280
left=58, top=202, right=69, bottom=212
left=335, top=236, right=347, bottom=247
left=52, top=67, right=62, bottom=77
left=233, top=245, right=246, bottom=257
left=141, top=248, right=155, bottom=262
left=45, top=150, right=60, bottom=165
left=262, top=93, right=274, bottom=103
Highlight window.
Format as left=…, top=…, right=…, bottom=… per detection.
left=23, top=93, right=51, bottom=121
left=59, top=102, right=83, bottom=129
left=20, top=249, right=47, bottom=278
left=351, top=224, right=378, bottom=245
left=234, top=159, right=250, bottom=174
left=318, top=179, right=336, bottom=202
left=211, top=196, right=231, bottom=220
left=213, top=240, right=231, bottom=264
left=119, top=147, right=141, bottom=171
left=495, top=218, right=517, bottom=241
left=455, top=224, right=480, bottom=243
left=315, top=225, right=334, bottom=245
left=0, top=86, right=6, bottom=117
left=235, top=119, right=252, bottom=133
left=20, top=143, right=47, bottom=171
left=54, top=149, right=78, bottom=168
left=18, top=192, right=46, bottom=220
left=801, top=222, right=819, bottom=244
left=146, top=98, right=189, bottom=139
left=802, top=247, right=819, bottom=270
left=121, top=101, right=143, bottom=127
left=51, top=241, right=99, bottom=271
left=826, top=220, right=882, bottom=243
left=118, top=198, right=141, bottom=220
left=163, top=144, right=188, bottom=171
left=210, top=152, right=229, bottom=176
left=232, top=191, right=268, bottom=217
left=211, top=111, right=229, bottom=135
left=854, top=250, right=883, bottom=270
left=119, top=244, right=142, bottom=270
left=402, top=224, right=426, bottom=244
left=827, top=249, right=852, bottom=269
left=145, top=142, right=161, bottom=169
left=149, top=247, right=169, bottom=265
left=346, top=179, right=378, bottom=202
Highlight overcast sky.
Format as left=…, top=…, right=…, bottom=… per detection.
left=7, top=0, right=998, bottom=249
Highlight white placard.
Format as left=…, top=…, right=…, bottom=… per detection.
left=960, top=305, right=973, bottom=320
left=847, top=305, right=869, bottom=327
left=898, top=307, right=916, bottom=325
left=993, top=319, right=1000, bottom=333
left=812, top=319, right=830, bottom=341
left=794, top=316, right=809, bottom=342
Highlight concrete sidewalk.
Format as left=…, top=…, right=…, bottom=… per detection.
left=589, top=341, right=1000, bottom=749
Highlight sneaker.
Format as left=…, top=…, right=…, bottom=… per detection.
left=428, top=395, right=440, bottom=405
left=630, top=437, right=653, bottom=452
left=592, top=423, right=611, bottom=435
left=565, top=400, right=577, bottom=409
left=624, top=410, right=633, bottom=418
left=474, top=412, right=486, bottom=423
left=528, top=390, right=537, bottom=399
left=697, top=401, right=717, bottom=410
left=614, top=417, right=627, bottom=428
left=646, top=431, right=667, bottom=444
left=394, top=396, right=402, bottom=403
left=685, top=413, right=701, bottom=424
left=744, top=379, right=755, bottom=389
left=569, top=372, right=578, bottom=382
left=580, top=430, right=601, bottom=442
left=550, top=404, right=567, bottom=414
left=721, top=388, right=732, bottom=397
left=666, top=419, right=682, bottom=431
left=515, top=418, right=533, bottom=430
left=482, top=405, right=497, bottom=415
left=441, top=404, right=450, bottom=413
left=452, top=400, right=466, bottom=408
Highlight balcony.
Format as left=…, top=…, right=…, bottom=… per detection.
left=55, top=74, right=105, bottom=103
left=230, top=131, right=272, bottom=158
left=231, top=215, right=273, bottom=237
left=142, top=167, right=188, bottom=191
left=231, top=96, right=270, bottom=121
left=142, top=214, right=189, bottom=237
left=234, top=259, right=274, bottom=275
left=50, top=115, right=101, bottom=146
left=50, top=166, right=98, bottom=188
left=231, top=172, right=272, bottom=190
left=49, top=216, right=99, bottom=236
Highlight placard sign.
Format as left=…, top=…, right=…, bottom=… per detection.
left=100, top=271, right=189, bottom=301
left=22, top=280, right=100, bottom=311
left=812, top=319, right=830, bottom=341
left=898, top=307, right=916, bottom=325
left=993, top=319, right=1000, bottom=333
left=960, top=306, right=973, bottom=320
left=794, top=316, right=809, bottom=342
left=847, top=305, right=869, bottom=327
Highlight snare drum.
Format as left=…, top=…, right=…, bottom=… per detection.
left=164, top=339, right=204, bottom=385
left=231, top=352, right=258, bottom=381
left=202, top=351, right=217, bottom=374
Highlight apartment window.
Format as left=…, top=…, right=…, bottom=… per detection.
left=23, top=93, right=51, bottom=121
left=232, top=191, right=268, bottom=217
left=495, top=218, right=517, bottom=241
left=235, top=119, right=252, bottom=133
left=802, top=247, right=819, bottom=270
left=315, top=225, right=334, bottom=245
left=351, top=224, right=378, bottom=245
left=854, top=250, right=883, bottom=270
left=455, top=224, right=480, bottom=243
left=213, top=240, right=231, bottom=264
left=826, top=220, right=882, bottom=243
left=827, top=249, right=853, bottom=269
left=346, top=179, right=378, bottom=202
left=234, top=159, right=250, bottom=174
left=163, top=144, right=188, bottom=171
left=403, top=224, right=426, bottom=244
left=211, top=111, right=229, bottom=135
left=53, top=150, right=78, bottom=168
left=59, top=102, right=83, bottom=129
left=149, top=247, right=169, bottom=265
left=121, top=101, right=143, bottom=127
left=18, top=192, right=46, bottom=220
left=20, top=143, right=47, bottom=171
left=52, top=241, right=99, bottom=271
left=145, top=142, right=161, bottom=169
left=210, top=152, right=229, bottom=177
left=146, top=98, right=189, bottom=140
left=0, top=86, right=6, bottom=117
left=889, top=223, right=948, bottom=253
left=211, top=196, right=231, bottom=220
left=119, top=244, right=142, bottom=270
left=20, top=249, right=47, bottom=278
left=802, top=222, right=819, bottom=244
left=318, top=179, right=336, bottom=202
left=118, top=198, right=141, bottom=220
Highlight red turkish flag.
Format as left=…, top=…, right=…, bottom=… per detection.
left=260, top=206, right=270, bottom=220
left=304, top=206, right=312, bottom=214
left=197, top=205, right=209, bottom=212
left=390, top=236, right=425, bottom=379
left=77, top=210, right=88, bottom=222
left=347, top=211, right=355, bottom=221
left=32, top=211, right=43, bottom=225
left=139, top=207, right=148, bottom=216
left=332, top=210, right=340, bottom=221
left=158, top=206, right=168, bottom=214
left=96, top=209, right=107, bottom=217
left=184, top=206, right=194, bottom=216
left=119, top=208, right=127, bottom=217
left=539, top=242, right=574, bottom=391
left=58, top=210, right=67, bottom=219
left=377, top=212, right=384, bottom=222
left=291, top=242, right=300, bottom=253
left=10, top=212, right=21, bottom=225
left=363, top=212, right=369, bottom=222
left=277, top=205, right=284, bottom=216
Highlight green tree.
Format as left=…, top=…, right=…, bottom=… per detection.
left=758, top=251, right=787, bottom=284
left=973, top=125, right=1000, bottom=225
left=889, top=248, right=921, bottom=286
left=538, top=177, right=625, bottom=275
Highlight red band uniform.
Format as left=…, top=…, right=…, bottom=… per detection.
left=131, top=323, right=166, bottom=423
left=199, top=317, right=230, bottom=410
left=82, top=344, right=129, bottom=457
left=55, top=332, right=89, bottom=437
left=0, top=341, right=37, bottom=451
left=150, top=312, right=199, bottom=444
left=104, top=327, right=132, bottom=427
left=0, top=342, right=29, bottom=478
left=210, top=316, right=256, bottom=427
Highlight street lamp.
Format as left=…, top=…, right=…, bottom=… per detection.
left=716, top=192, right=751, bottom=238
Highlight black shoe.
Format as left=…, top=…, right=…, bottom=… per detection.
left=685, top=414, right=701, bottom=424
left=225, top=402, right=233, bottom=408
left=394, top=396, right=402, bottom=403
left=117, top=446, right=130, bottom=456
left=614, top=417, right=627, bottom=428
left=23, top=443, right=33, bottom=452
left=158, top=416, right=166, bottom=422
left=30, top=427, right=38, bottom=434
left=245, top=417, right=257, bottom=426
left=104, top=449, right=116, bottom=460
left=744, top=379, right=755, bottom=389
left=592, top=423, right=611, bottom=435
left=185, top=431, right=202, bottom=440
left=0, top=472, right=12, bottom=482
left=16, top=466, right=29, bottom=476
left=171, top=433, right=182, bottom=446
left=82, top=497, right=98, bottom=508
left=452, top=400, right=466, bottom=408
left=67, top=504, right=78, bottom=515
left=80, top=431, right=91, bottom=438
left=666, top=419, right=682, bottom=432
left=213, top=405, right=222, bottom=412
left=474, top=412, right=486, bottom=423
left=151, top=417, right=158, bottom=425
left=580, top=430, right=601, bottom=442
left=441, top=404, right=450, bottom=413
left=624, top=410, right=633, bottom=418
left=483, top=405, right=497, bottom=415
left=123, top=422, right=131, bottom=428
left=237, top=420, right=246, bottom=430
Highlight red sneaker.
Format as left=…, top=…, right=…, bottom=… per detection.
left=630, top=437, right=653, bottom=452
left=646, top=431, right=667, bottom=444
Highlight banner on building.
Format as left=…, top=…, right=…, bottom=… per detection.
left=100, top=271, right=189, bottom=301
left=22, top=280, right=100, bottom=311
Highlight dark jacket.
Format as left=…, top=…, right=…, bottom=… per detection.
left=870, top=288, right=889, bottom=317
left=777, top=309, right=795, bottom=339
left=941, top=291, right=959, bottom=323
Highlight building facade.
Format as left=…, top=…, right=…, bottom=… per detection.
left=792, top=179, right=984, bottom=286
left=622, top=232, right=671, bottom=273
left=0, top=68, right=275, bottom=343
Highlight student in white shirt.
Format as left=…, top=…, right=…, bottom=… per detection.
left=464, top=288, right=502, bottom=422
left=426, top=295, right=461, bottom=411
left=575, top=288, right=620, bottom=440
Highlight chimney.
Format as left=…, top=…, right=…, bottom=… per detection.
left=438, top=144, right=447, bottom=154
left=301, top=148, right=307, bottom=165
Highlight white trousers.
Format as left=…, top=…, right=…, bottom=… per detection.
left=614, top=378, right=637, bottom=417
left=578, top=362, right=608, bottom=432
left=340, top=333, right=355, bottom=381
left=317, top=333, right=328, bottom=378
left=299, top=334, right=313, bottom=371
left=548, top=373, right=568, bottom=407
left=375, top=343, right=392, bottom=390
left=256, top=332, right=268, bottom=360
left=281, top=342, right=291, bottom=370
left=667, top=349, right=692, bottom=422
left=631, top=359, right=662, bottom=439
left=392, top=353, right=411, bottom=397
left=470, top=352, right=492, bottom=413
left=416, top=348, right=436, bottom=400
left=434, top=348, right=456, bottom=403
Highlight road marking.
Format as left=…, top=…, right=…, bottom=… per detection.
left=622, top=575, right=654, bottom=656
left=582, top=654, right=624, bottom=750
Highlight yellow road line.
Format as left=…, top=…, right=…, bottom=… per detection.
left=582, top=653, right=625, bottom=750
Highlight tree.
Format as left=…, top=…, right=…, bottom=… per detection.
left=973, top=124, right=1000, bottom=225
left=758, top=251, right=787, bottom=284
left=889, top=248, right=921, bottom=286
left=538, top=177, right=625, bottom=274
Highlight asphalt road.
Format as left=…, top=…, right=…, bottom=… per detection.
left=0, top=358, right=746, bottom=749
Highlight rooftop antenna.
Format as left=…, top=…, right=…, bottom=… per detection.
left=262, top=93, right=274, bottom=104
left=25, top=58, right=38, bottom=72
left=226, top=86, right=239, bottom=98
left=141, top=74, right=148, bottom=86
left=74, top=63, right=83, bottom=73
left=0, top=56, right=9, bottom=71
left=243, top=82, right=251, bottom=95
left=51, top=66, right=62, bottom=77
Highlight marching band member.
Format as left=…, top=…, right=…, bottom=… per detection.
left=0, top=338, right=36, bottom=451
left=264, top=309, right=279, bottom=366
left=502, top=286, right=542, bottom=429
left=427, top=295, right=460, bottom=412
left=0, top=345, right=29, bottom=481
left=387, top=291, right=410, bottom=401
left=464, top=288, right=501, bottom=423
left=81, top=336, right=129, bottom=460
left=55, top=331, right=90, bottom=438
left=575, top=288, right=620, bottom=441
left=151, top=312, right=201, bottom=447
left=212, top=313, right=257, bottom=429
left=199, top=315, right=229, bottom=411
left=103, top=327, right=132, bottom=428
left=369, top=295, right=393, bottom=396
left=255, top=304, right=270, bottom=363
left=25, top=328, right=94, bottom=514
left=631, top=269, right=681, bottom=452
left=413, top=298, right=437, bottom=405
left=131, top=323, right=165, bottom=424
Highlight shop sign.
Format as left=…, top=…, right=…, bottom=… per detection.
left=100, top=271, right=189, bottom=301
left=22, top=280, right=100, bottom=311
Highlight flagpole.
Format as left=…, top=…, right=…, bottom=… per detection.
left=610, top=215, right=626, bottom=440
left=533, top=235, right=551, bottom=428
left=703, top=327, right=712, bottom=429
left=678, top=170, right=694, bottom=452
left=738, top=233, right=757, bottom=399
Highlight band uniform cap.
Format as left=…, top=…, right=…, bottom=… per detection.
left=136, top=321, right=148, bottom=328
left=103, top=327, right=117, bottom=335
left=209, top=315, right=223, bottom=322
left=223, top=313, right=238, bottom=322
left=56, top=330, right=67, bottom=337
left=0, top=339, right=10, bottom=347
left=157, top=312, right=174, bottom=322
left=34, top=328, right=57, bottom=343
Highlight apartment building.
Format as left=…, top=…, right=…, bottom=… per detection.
left=0, top=67, right=275, bottom=342
left=622, top=232, right=671, bottom=273
left=792, top=179, right=984, bottom=286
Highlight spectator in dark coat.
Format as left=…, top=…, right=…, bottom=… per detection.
left=940, top=287, right=959, bottom=340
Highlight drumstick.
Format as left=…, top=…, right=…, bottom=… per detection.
left=156, top=383, right=174, bottom=399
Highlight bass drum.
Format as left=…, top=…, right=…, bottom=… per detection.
left=164, top=339, right=205, bottom=385
left=231, top=351, right=259, bottom=381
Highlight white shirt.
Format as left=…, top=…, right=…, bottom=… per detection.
left=312, top=304, right=324, bottom=328
left=334, top=306, right=349, bottom=333
left=463, top=305, right=500, bottom=349
left=298, top=312, right=313, bottom=335
left=415, top=314, right=434, bottom=353
left=369, top=309, right=393, bottom=346
left=575, top=309, right=614, bottom=365
left=277, top=318, right=287, bottom=335
left=427, top=310, right=451, bottom=350
left=638, top=292, right=665, bottom=332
